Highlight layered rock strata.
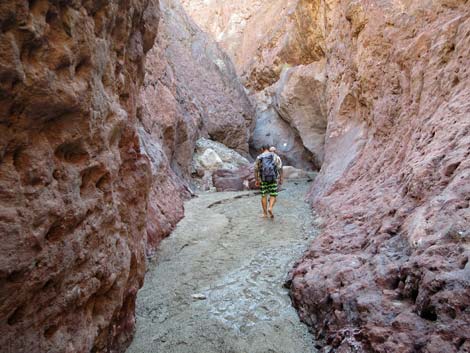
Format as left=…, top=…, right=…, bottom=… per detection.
left=290, top=1, right=470, bottom=352
left=0, top=1, right=158, bottom=352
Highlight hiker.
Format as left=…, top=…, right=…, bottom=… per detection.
left=254, top=145, right=283, bottom=218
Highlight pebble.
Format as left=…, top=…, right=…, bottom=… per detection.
left=191, top=293, right=207, bottom=300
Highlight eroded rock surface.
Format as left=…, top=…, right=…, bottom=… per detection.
left=274, top=60, right=328, bottom=168
left=181, top=0, right=328, bottom=170
left=182, top=0, right=470, bottom=350
left=0, top=0, right=254, bottom=352
left=180, top=0, right=325, bottom=90
left=251, top=89, right=318, bottom=170
left=289, top=2, right=470, bottom=352
left=144, top=0, right=254, bottom=155
left=139, top=0, right=255, bottom=248
left=0, top=0, right=158, bottom=352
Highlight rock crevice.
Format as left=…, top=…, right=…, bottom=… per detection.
left=181, top=0, right=329, bottom=170
left=2, top=0, right=470, bottom=352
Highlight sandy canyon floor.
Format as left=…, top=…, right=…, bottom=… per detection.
left=127, top=180, right=319, bottom=353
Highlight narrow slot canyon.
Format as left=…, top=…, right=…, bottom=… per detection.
left=127, top=181, right=319, bottom=353
left=0, top=1, right=469, bottom=353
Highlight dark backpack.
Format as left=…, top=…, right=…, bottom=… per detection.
left=259, top=153, right=277, bottom=182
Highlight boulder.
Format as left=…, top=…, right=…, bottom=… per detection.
left=212, top=166, right=256, bottom=192
left=192, top=138, right=252, bottom=190
left=199, top=149, right=225, bottom=170
left=212, top=171, right=245, bottom=192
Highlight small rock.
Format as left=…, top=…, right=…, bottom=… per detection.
left=191, top=293, right=207, bottom=300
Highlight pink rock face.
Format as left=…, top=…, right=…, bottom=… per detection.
left=151, top=0, right=254, bottom=154
left=0, top=1, right=158, bottom=352
left=138, top=0, right=255, bottom=251
left=274, top=60, right=328, bottom=168
left=289, top=1, right=470, bottom=352
left=180, top=0, right=325, bottom=90
left=181, top=0, right=328, bottom=169
left=0, top=0, right=254, bottom=350
left=212, top=166, right=256, bottom=192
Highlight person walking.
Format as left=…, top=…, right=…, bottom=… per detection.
left=254, top=145, right=283, bottom=218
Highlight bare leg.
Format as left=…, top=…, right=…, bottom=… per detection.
left=261, top=195, right=268, bottom=217
left=268, top=196, right=277, bottom=218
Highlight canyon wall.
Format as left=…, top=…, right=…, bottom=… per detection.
left=138, top=0, right=254, bottom=250
left=183, top=0, right=470, bottom=351
left=0, top=0, right=253, bottom=352
left=2, top=0, right=469, bottom=352
left=0, top=1, right=159, bottom=352
left=181, top=0, right=328, bottom=170
left=289, top=1, right=470, bottom=352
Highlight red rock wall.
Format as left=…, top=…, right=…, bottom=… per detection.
left=180, top=0, right=325, bottom=90
left=0, top=0, right=254, bottom=350
left=290, top=1, right=470, bottom=352
left=0, top=1, right=158, bottom=352
left=138, top=0, right=255, bottom=251
left=181, top=0, right=328, bottom=169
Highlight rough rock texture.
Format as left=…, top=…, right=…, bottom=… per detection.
left=289, top=1, right=470, bottom=352
left=0, top=0, right=253, bottom=351
left=0, top=1, right=158, bottom=352
left=138, top=129, right=188, bottom=253
left=181, top=0, right=328, bottom=170
left=144, top=0, right=254, bottom=156
left=274, top=60, right=328, bottom=168
left=192, top=138, right=251, bottom=191
left=138, top=0, right=254, bottom=247
left=212, top=167, right=253, bottom=192
left=138, top=0, right=255, bottom=249
left=251, top=89, right=318, bottom=170
left=180, top=0, right=325, bottom=90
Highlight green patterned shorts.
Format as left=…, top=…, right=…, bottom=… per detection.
left=260, top=181, right=278, bottom=197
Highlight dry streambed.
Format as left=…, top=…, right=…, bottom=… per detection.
left=127, top=180, right=318, bottom=353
